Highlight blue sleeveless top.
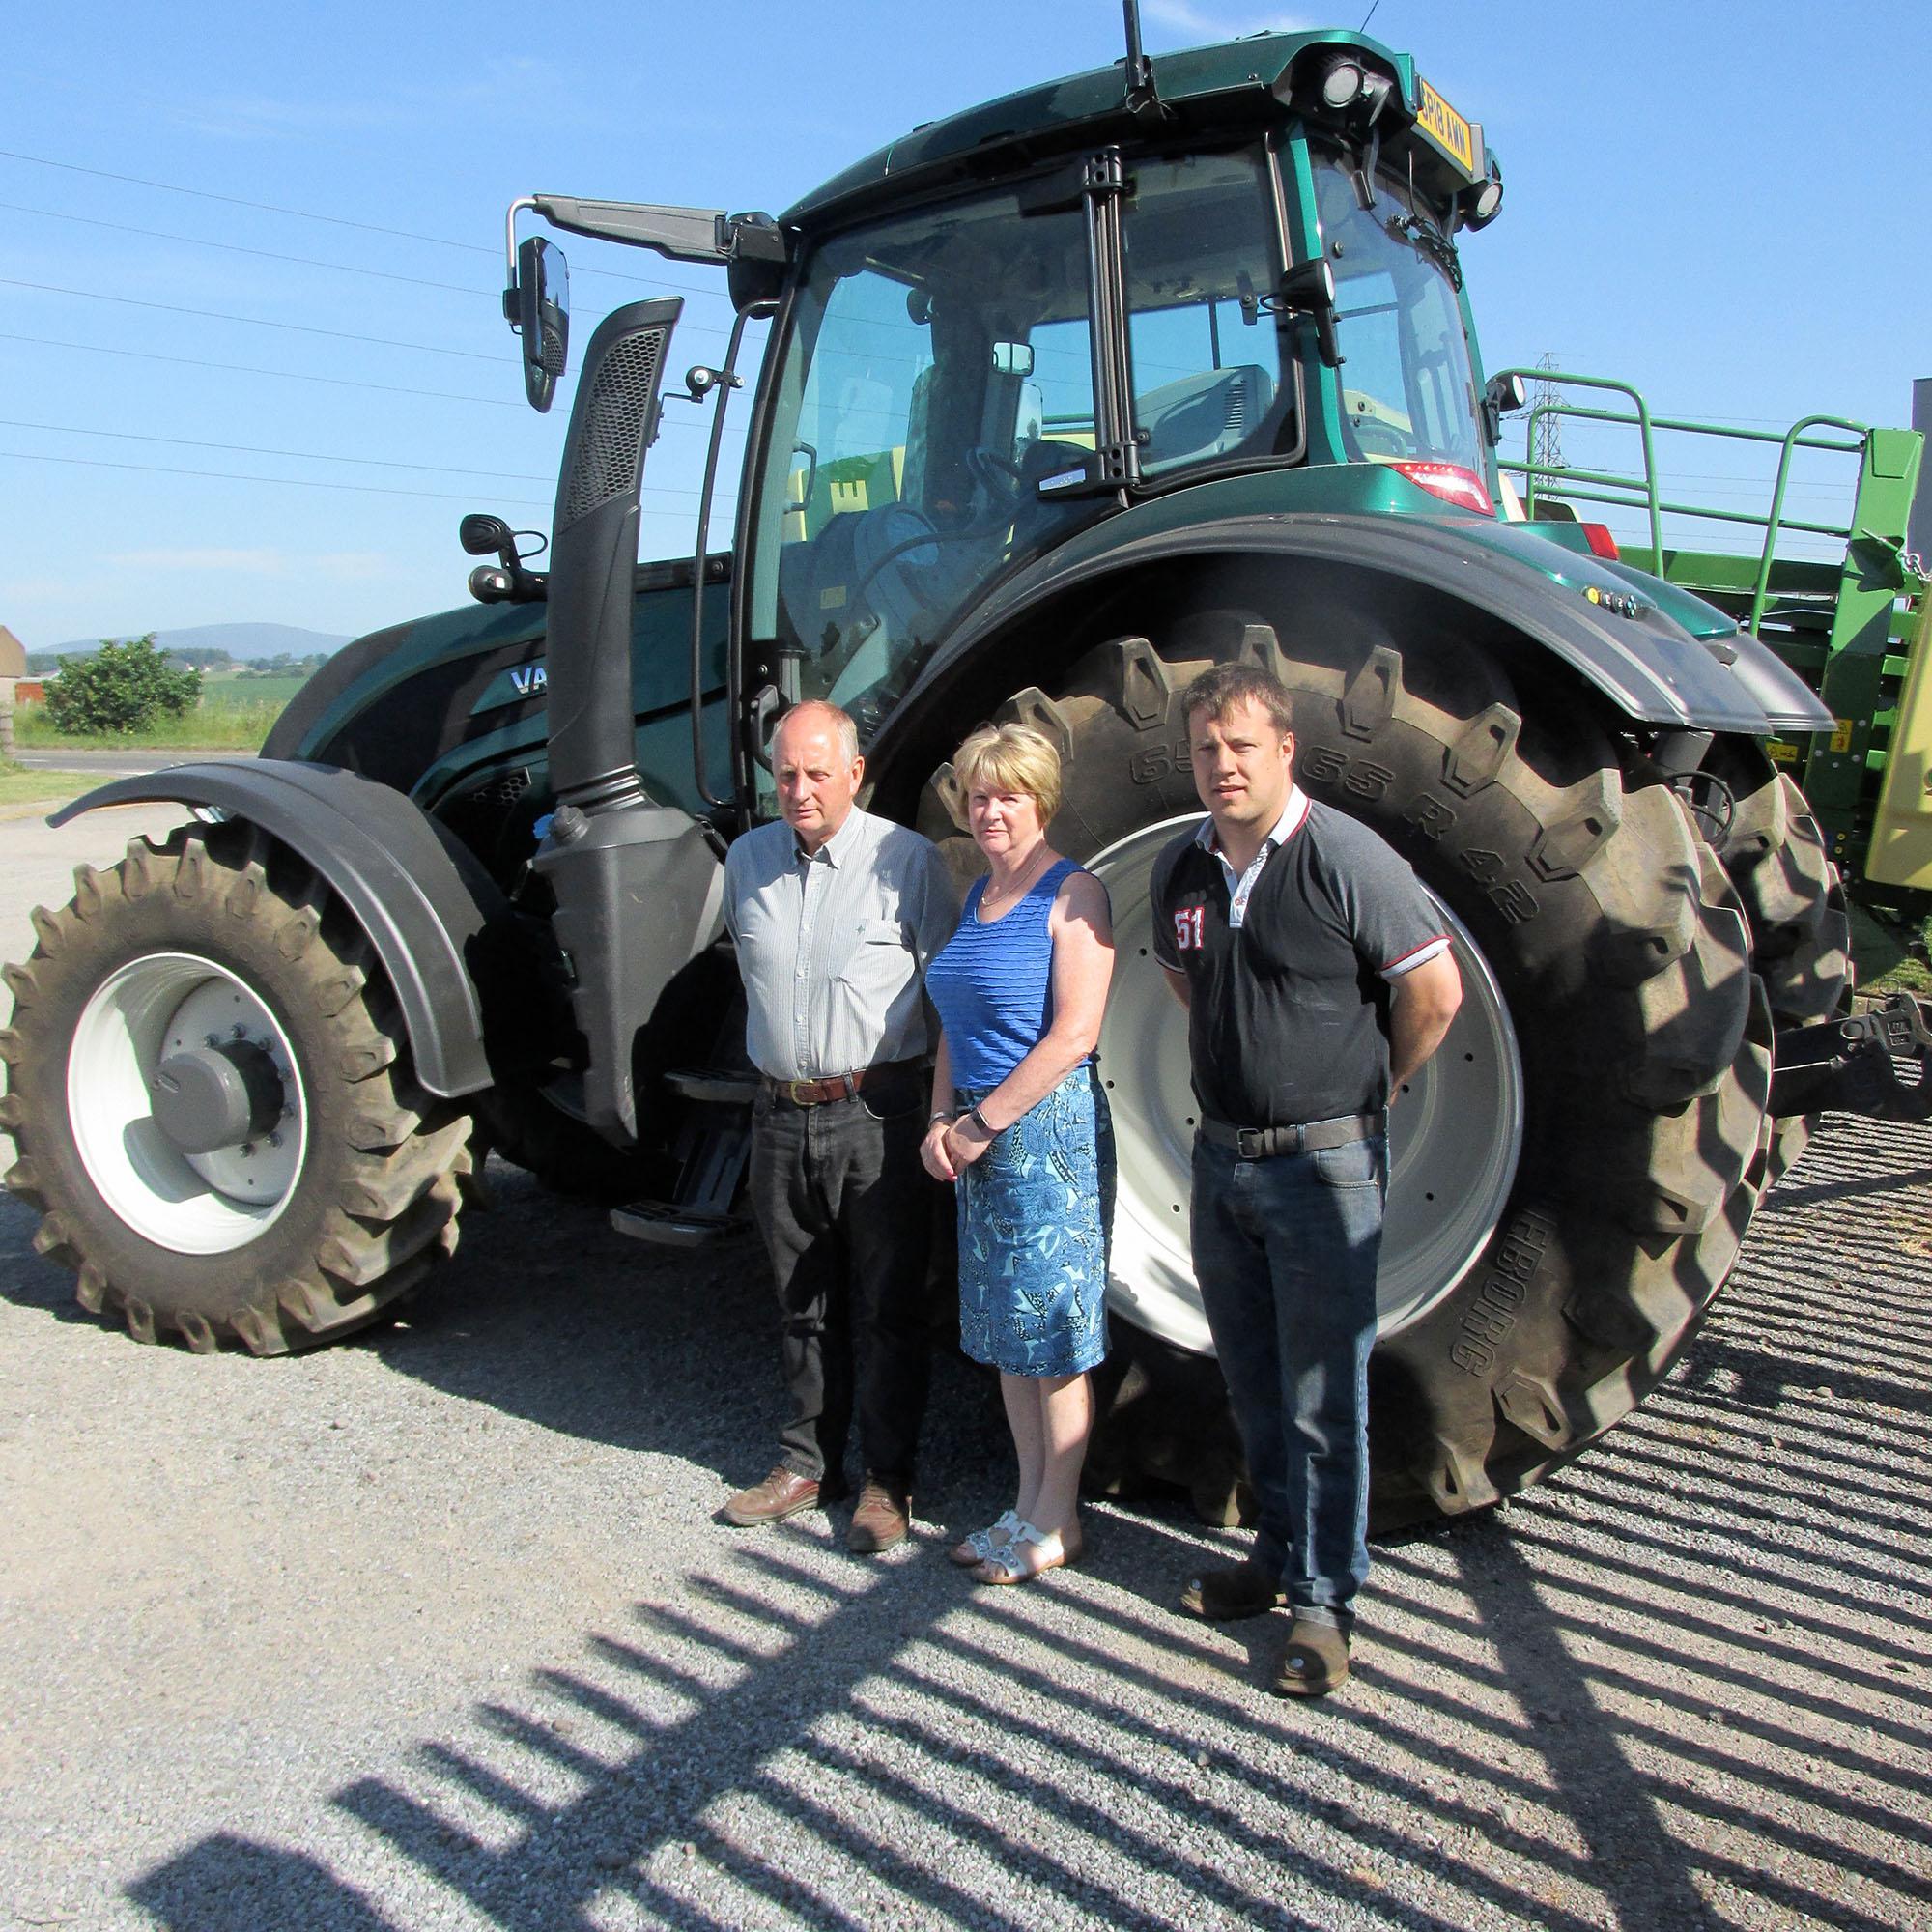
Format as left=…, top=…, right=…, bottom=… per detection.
left=926, top=858, right=1089, bottom=1090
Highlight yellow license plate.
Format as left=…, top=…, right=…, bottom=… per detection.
left=1416, top=79, right=1475, bottom=173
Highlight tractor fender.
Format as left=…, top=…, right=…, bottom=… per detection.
left=48, top=760, right=511, bottom=1099
left=915, top=512, right=1833, bottom=736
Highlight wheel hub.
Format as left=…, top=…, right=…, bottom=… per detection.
left=151, top=1038, right=285, bottom=1156
left=68, top=952, right=307, bottom=1255
left=1086, top=814, right=1526, bottom=1352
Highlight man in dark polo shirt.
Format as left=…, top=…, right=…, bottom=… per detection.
left=1151, top=663, right=1463, bottom=1695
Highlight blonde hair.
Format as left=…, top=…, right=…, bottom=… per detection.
left=952, top=722, right=1063, bottom=825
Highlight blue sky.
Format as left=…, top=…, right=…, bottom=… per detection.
left=3, top=0, right=1926, bottom=650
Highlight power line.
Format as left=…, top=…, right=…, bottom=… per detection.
left=0, top=277, right=514, bottom=362
left=0, top=415, right=557, bottom=482
left=0, top=443, right=713, bottom=506
left=0, top=146, right=500, bottom=255
left=0, top=200, right=488, bottom=296
left=0, top=146, right=734, bottom=297
left=0, top=330, right=525, bottom=407
left=0, top=446, right=554, bottom=507
left=0, top=332, right=729, bottom=426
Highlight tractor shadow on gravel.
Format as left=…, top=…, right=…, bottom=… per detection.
left=123, top=1127, right=1932, bottom=1930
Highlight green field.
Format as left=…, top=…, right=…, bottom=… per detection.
left=14, top=694, right=287, bottom=752
left=0, top=761, right=98, bottom=810
left=203, top=672, right=310, bottom=708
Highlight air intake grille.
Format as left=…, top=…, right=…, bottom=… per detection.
left=1223, top=380, right=1248, bottom=438
left=561, top=326, right=668, bottom=525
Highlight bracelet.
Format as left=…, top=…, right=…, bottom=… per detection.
left=927, top=1109, right=960, bottom=1127
left=967, top=1104, right=995, bottom=1135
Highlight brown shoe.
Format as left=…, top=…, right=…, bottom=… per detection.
left=847, top=1474, right=911, bottom=1553
left=1270, top=1616, right=1350, bottom=1698
left=724, top=1465, right=822, bottom=1527
left=1181, top=1558, right=1288, bottom=1622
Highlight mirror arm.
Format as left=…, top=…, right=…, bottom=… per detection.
left=531, top=194, right=732, bottom=264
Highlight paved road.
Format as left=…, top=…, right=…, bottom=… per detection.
left=9, top=747, right=252, bottom=776
left=1, top=811, right=1927, bottom=1932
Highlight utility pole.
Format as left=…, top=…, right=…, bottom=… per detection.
left=1531, top=352, right=1565, bottom=478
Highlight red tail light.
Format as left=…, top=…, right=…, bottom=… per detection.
left=1391, top=461, right=1494, bottom=516
left=1580, top=522, right=1620, bottom=560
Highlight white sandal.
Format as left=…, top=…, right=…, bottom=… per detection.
left=948, top=1508, right=1021, bottom=1568
left=971, top=1518, right=1073, bottom=1586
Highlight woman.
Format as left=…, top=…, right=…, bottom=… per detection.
left=922, top=722, right=1116, bottom=1584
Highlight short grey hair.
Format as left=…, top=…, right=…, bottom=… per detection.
left=775, top=698, right=860, bottom=766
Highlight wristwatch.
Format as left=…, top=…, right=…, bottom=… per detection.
left=927, top=1108, right=961, bottom=1127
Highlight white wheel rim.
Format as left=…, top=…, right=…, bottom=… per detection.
left=1089, top=814, right=1525, bottom=1351
left=68, top=952, right=308, bottom=1255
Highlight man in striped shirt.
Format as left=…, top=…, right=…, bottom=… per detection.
left=1152, top=662, right=1463, bottom=1696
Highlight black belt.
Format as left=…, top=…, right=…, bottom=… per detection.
left=762, top=1058, right=923, bottom=1107
left=1199, top=1111, right=1384, bottom=1159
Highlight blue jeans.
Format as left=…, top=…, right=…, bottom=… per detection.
left=1190, top=1132, right=1387, bottom=1627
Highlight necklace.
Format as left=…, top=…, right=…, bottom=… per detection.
left=980, top=844, right=1049, bottom=917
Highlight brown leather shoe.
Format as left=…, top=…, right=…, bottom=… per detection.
left=1181, top=1557, right=1288, bottom=1622
left=847, top=1475, right=911, bottom=1553
left=1270, top=1616, right=1350, bottom=1698
left=724, top=1465, right=822, bottom=1527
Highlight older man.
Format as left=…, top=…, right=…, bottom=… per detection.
left=1152, top=663, right=1463, bottom=1695
left=722, top=699, right=958, bottom=1552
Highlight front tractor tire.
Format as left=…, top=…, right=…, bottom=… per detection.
left=921, top=622, right=1774, bottom=1530
left=1, top=823, right=473, bottom=1353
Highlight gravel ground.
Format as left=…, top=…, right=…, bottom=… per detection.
left=2, top=812, right=1928, bottom=1931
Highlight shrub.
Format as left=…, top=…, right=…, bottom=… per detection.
left=42, top=634, right=202, bottom=736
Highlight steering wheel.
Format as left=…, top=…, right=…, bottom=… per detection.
left=846, top=492, right=1015, bottom=617
left=963, top=443, right=1026, bottom=503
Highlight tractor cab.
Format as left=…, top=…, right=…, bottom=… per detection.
left=500, top=32, right=1508, bottom=788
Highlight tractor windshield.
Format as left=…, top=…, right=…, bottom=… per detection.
left=745, top=148, right=1290, bottom=731
left=1312, top=154, right=1484, bottom=475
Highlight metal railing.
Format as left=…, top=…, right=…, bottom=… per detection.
left=1492, top=369, right=1872, bottom=635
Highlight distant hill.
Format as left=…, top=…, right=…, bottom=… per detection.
left=30, top=623, right=351, bottom=672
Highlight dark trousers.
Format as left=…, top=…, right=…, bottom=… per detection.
left=1190, top=1132, right=1387, bottom=1627
left=748, top=1066, right=933, bottom=1487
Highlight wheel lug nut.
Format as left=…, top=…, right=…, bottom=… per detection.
left=267, top=1131, right=283, bottom=1149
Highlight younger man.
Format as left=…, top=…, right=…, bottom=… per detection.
left=1152, top=664, right=1462, bottom=1694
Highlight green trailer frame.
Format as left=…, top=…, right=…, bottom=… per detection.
left=1492, top=371, right=1931, bottom=914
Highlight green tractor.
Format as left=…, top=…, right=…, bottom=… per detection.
left=7, top=20, right=1926, bottom=1527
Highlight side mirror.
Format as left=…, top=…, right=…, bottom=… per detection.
left=992, top=341, right=1036, bottom=379
left=1274, top=258, right=1343, bottom=369
left=1481, top=369, right=1528, bottom=446
left=505, top=236, right=570, bottom=412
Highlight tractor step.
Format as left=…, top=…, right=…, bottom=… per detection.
left=610, top=1200, right=740, bottom=1248
left=611, top=1064, right=755, bottom=1249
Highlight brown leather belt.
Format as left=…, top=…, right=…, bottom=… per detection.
left=762, top=1059, right=922, bottom=1107
left=1199, top=1111, right=1385, bottom=1159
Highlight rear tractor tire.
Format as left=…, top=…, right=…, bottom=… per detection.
left=1698, top=738, right=1850, bottom=1189
left=920, top=622, right=1773, bottom=1530
left=1, top=822, right=472, bottom=1352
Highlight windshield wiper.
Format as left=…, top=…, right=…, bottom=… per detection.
left=1386, top=212, right=1463, bottom=291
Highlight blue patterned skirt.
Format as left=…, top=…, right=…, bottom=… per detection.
left=955, top=1064, right=1114, bottom=1378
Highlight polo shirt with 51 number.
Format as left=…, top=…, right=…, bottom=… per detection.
left=1151, top=785, right=1449, bottom=1129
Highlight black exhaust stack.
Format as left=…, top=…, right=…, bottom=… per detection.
left=534, top=297, right=726, bottom=1144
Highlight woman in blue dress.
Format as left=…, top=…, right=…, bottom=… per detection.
left=922, top=722, right=1116, bottom=1585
